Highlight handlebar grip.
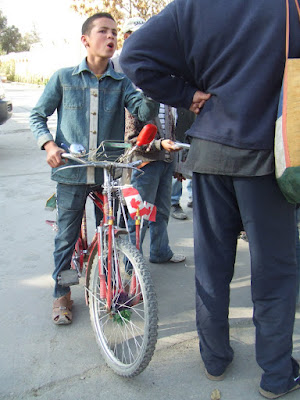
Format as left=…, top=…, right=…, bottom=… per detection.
left=173, top=142, right=190, bottom=150
left=61, top=152, right=69, bottom=159
left=61, top=153, right=86, bottom=164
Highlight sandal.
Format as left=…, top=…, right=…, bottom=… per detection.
left=52, top=292, right=73, bottom=325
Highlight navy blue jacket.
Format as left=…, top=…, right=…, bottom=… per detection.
left=120, top=0, right=300, bottom=150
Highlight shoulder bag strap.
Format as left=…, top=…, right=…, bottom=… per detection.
left=286, top=0, right=300, bottom=61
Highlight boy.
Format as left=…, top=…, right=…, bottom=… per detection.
left=30, top=12, right=158, bottom=325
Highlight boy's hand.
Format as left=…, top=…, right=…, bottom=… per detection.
left=44, top=141, right=65, bottom=168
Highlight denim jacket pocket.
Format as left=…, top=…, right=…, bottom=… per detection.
left=63, top=87, right=85, bottom=109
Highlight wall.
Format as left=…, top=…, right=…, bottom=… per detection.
left=0, top=39, right=85, bottom=83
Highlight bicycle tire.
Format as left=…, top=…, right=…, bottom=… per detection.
left=88, top=237, right=158, bottom=377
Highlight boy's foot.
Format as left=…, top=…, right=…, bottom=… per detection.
left=171, top=204, right=187, bottom=220
left=259, top=380, right=300, bottom=399
left=52, top=292, right=73, bottom=325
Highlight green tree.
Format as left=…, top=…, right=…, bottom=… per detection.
left=128, top=0, right=172, bottom=19
left=0, top=10, right=40, bottom=54
left=0, top=10, right=7, bottom=32
left=19, top=30, right=40, bottom=51
left=1, top=25, right=22, bottom=53
left=71, top=0, right=124, bottom=21
left=70, top=0, right=172, bottom=22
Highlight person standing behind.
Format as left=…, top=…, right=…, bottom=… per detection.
left=112, top=16, right=145, bottom=73
left=114, top=17, right=186, bottom=264
left=171, top=107, right=195, bottom=220
left=120, top=0, right=300, bottom=398
left=126, top=104, right=186, bottom=263
left=30, top=12, right=159, bottom=325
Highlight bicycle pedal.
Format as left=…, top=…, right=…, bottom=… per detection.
left=57, top=270, right=79, bottom=287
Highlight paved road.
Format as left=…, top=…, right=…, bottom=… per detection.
left=0, top=83, right=299, bottom=400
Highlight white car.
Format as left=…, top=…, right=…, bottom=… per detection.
left=0, top=78, right=12, bottom=124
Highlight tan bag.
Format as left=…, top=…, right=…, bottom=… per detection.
left=274, top=0, right=300, bottom=203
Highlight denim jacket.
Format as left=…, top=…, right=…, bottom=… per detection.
left=30, top=58, right=159, bottom=184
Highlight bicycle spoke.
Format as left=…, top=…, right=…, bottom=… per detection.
left=88, top=238, right=158, bottom=376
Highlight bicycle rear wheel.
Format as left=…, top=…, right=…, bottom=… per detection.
left=88, top=237, right=158, bottom=377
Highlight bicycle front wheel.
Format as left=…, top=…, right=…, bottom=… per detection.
left=88, top=237, right=158, bottom=377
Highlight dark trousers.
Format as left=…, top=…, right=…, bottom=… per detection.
left=193, top=173, right=298, bottom=394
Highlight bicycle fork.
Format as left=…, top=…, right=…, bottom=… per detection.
left=97, top=207, right=142, bottom=312
left=129, top=208, right=141, bottom=305
left=97, top=201, right=124, bottom=312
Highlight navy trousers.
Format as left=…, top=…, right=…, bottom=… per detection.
left=193, top=173, right=298, bottom=394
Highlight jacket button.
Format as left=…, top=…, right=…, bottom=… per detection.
left=91, top=130, right=97, bottom=134
left=91, top=112, right=97, bottom=115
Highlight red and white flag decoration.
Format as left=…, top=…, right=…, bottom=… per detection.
left=122, top=186, right=157, bottom=222
left=141, top=201, right=157, bottom=222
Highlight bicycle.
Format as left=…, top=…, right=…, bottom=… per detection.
left=46, top=125, right=159, bottom=377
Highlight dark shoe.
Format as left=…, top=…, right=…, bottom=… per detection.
left=204, top=367, right=226, bottom=381
left=171, top=204, right=187, bottom=220
left=187, top=200, right=193, bottom=208
left=259, top=380, right=300, bottom=399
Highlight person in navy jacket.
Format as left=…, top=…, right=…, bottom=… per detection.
left=120, top=0, right=300, bottom=398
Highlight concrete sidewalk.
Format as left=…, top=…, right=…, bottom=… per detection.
left=0, top=122, right=299, bottom=400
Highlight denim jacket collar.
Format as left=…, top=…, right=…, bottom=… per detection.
left=72, top=58, right=124, bottom=81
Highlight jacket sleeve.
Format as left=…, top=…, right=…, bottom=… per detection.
left=120, top=3, right=197, bottom=110
left=30, top=70, right=62, bottom=149
left=123, top=78, right=159, bottom=122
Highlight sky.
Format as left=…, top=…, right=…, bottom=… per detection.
left=0, top=0, right=85, bottom=43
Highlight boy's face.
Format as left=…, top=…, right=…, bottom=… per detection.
left=82, top=17, right=117, bottom=60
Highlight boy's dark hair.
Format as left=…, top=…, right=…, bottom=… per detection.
left=82, top=12, right=115, bottom=35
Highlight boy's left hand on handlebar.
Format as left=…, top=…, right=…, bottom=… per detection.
left=44, top=141, right=66, bottom=168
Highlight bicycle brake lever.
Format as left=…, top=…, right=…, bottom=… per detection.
left=131, top=160, right=143, bottom=168
left=60, top=142, right=69, bottom=152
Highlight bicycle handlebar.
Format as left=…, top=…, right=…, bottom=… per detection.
left=173, top=142, right=190, bottom=150
left=61, top=153, right=142, bottom=170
